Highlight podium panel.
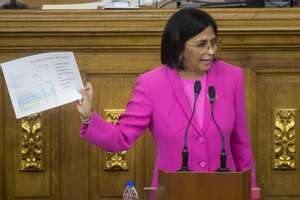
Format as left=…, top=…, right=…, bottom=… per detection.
left=157, top=169, right=251, bottom=200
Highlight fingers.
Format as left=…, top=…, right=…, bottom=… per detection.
left=78, top=82, right=93, bottom=106
left=77, top=99, right=84, bottom=106
left=79, top=82, right=92, bottom=97
left=79, top=94, right=90, bottom=106
left=77, top=96, right=87, bottom=105
left=76, top=82, right=93, bottom=118
left=85, top=82, right=93, bottom=91
left=83, top=82, right=93, bottom=96
left=81, top=82, right=93, bottom=96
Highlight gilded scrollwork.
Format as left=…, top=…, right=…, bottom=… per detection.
left=20, top=113, right=43, bottom=171
left=103, top=109, right=128, bottom=171
left=105, top=151, right=128, bottom=171
left=274, top=109, right=296, bottom=169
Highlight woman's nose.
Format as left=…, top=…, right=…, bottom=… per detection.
left=207, top=44, right=215, bottom=55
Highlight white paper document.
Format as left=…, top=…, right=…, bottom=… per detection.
left=1, top=52, right=84, bottom=119
left=42, top=1, right=105, bottom=9
left=42, top=0, right=139, bottom=9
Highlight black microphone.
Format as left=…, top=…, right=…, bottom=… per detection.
left=178, top=80, right=201, bottom=172
left=208, top=86, right=229, bottom=172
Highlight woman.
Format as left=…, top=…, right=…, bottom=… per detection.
left=76, top=8, right=257, bottom=189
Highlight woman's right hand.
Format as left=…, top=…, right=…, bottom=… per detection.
left=76, top=82, right=94, bottom=120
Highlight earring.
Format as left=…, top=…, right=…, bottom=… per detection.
left=179, top=55, right=183, bottom=62
left=178, top=55, right=185, bottom=69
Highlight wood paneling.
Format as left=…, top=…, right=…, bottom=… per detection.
left=96, top=76, right=138, bottom=197
left=1, top=8, right=300, bottom=200
left=60, top=104, right=89, bottom=200
left=0, top=75, right=4, bottom=200
left=14, top=114, right=50, bottom=197
left=256, top=71, right=300, bottom=197
left=4, top=84, right=17, bottom=199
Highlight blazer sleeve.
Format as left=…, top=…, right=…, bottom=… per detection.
left=231, top=70, right=257, bottom=187
left=80, top=74, right=152, bottom=152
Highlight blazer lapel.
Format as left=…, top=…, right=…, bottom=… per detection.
left=202, top=61, right=217, bottom=134
left=165, top=66, right=202, bottom=134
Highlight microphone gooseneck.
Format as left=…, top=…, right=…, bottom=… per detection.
left=178, top=80, right=201, bottom=172
left=208, top=86, right=229, bottom=172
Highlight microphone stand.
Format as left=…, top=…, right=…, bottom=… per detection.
left=210, top=103, right=228, bottom=172
left=178, top=94, right=198, bottom=171
left=178, top=81, right=201, bottom=172
left=1, top=0, right=28, bottom=9
left=208, top=86, right=229, bottom=172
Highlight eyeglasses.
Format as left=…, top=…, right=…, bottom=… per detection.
left=187, top=37, right=219, bottom=51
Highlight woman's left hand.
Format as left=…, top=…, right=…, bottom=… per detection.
left=76, top=82, right=94, bottom=120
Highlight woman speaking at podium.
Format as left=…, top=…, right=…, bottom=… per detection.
left=76, top=8, right=257, bottom=191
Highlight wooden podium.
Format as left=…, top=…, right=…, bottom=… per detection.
left=157, top=169, right=251, bottom=200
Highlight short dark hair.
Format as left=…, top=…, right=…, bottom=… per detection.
left=161, top=8, right=218, bottom=70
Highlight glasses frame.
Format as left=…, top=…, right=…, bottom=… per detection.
left=186, top=37, right=220, bottom=52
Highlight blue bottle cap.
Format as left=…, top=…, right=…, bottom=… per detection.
left=126, top=181, right=136, bottom=187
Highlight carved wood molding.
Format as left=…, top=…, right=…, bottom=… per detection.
left=20, top=113, right=44, bottom=171
left=273, top=109, right=296, bottom=170
left=103, top=109, right=127, bottom=171
left=1, top=9, right=300, bottom=51
left=1, top=9, right=300, bottom=32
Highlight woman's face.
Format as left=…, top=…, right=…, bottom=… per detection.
left=181, top=26, right=218, bottom=75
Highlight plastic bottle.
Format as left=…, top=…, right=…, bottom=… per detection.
left=123, top=181, right=139, bottom=200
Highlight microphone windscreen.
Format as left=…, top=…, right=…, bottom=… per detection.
left=194, top=80, right=201, bottom=94
left=208, top=86, right=216, bottom=99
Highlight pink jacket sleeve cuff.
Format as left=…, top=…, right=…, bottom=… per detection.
left=80, top=111, right=98, bottom=138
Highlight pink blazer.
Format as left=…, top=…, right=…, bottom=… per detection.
left=80, top=60, right=257, bottom=187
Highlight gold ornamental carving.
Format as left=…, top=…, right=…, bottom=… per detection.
left=20, top=113, right=44, bottom=171
left=103, top=109, right=128, bottom=171
left=273, top=109, right=296, bottom=169
left=104, top=151, right=128, bottom=171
